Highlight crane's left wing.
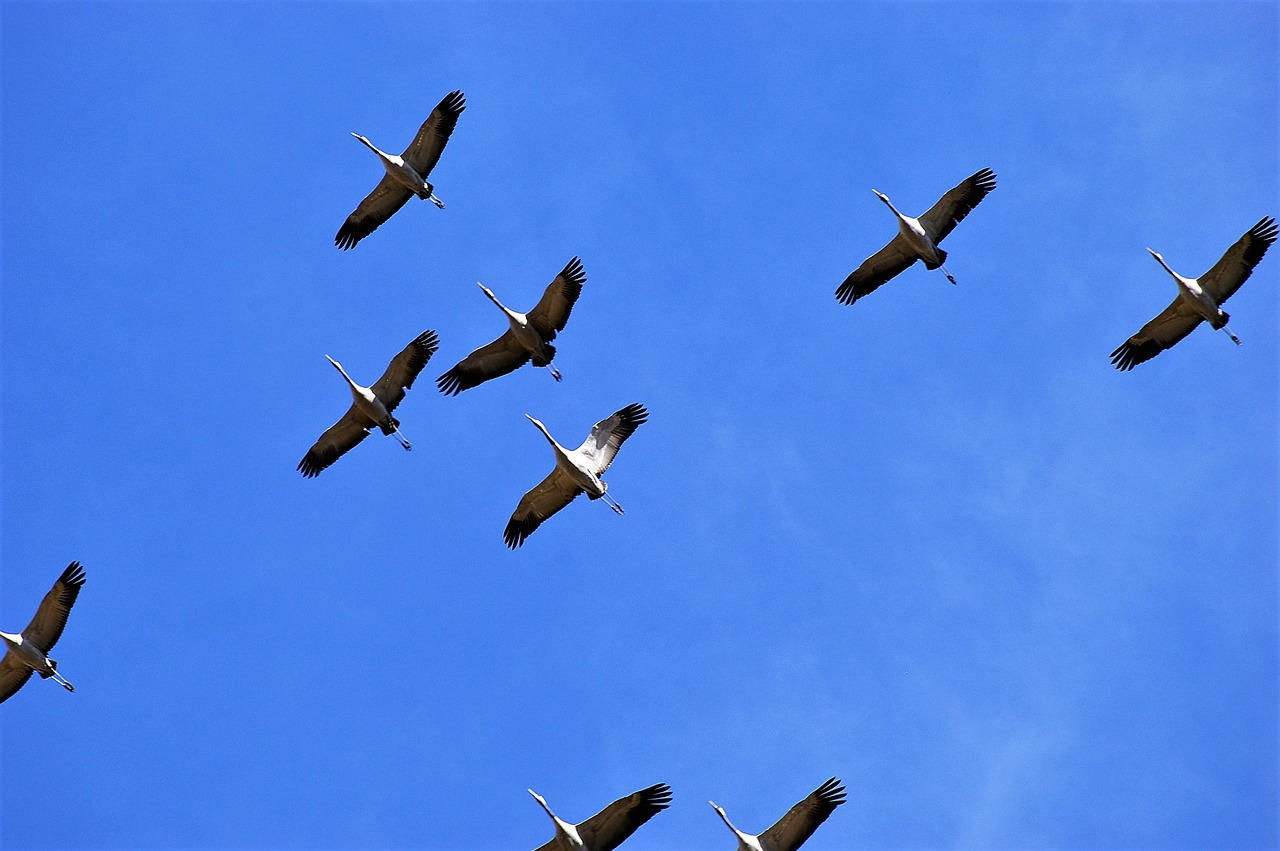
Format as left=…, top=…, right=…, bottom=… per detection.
left=1109, top=297, right=1201, bottom=371
left=1199, top=216, right=1277, bottom=304
left=758, top=778, right=847, bottom=851
left=836, top=236, right=918, bottom=304
left=335, top=174, right=414, bottom=250
left=436, top=332, right=531, bottom=396
left=576, top=403, right=648, bottom=475
left=23, top=562, right=86, bottom=651
left=918, top=167, right=997, bottom=244
left=527, top=256, right=586, bottom=339
left=372, top=330, right=440, bottom=412
left=0, top=652, right=35, bottom=704
left=403, top=90, right=466, bottom=177
left=504, top=469, right=582, bottom=549
left=577, top=783, right=673, bottom=851
left=297, top=406, right=376, bottom=478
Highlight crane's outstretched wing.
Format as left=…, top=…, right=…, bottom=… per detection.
left=0, top=654, right=34, bottom=704
left=1109, top=297, right=1201, bottom=371
left=577, top=783, right=673, bottom=851
left=1199, top=216, right=1277, bottom=304
left=836, top=236, right=919, bottom=304
left=436, top=332, right=531, bottom=396
left=504, top=469, right=582, bottom=549
left=402, top=90, right=466, bottom=177
left=298, top=406, right=376, bottom=478
left=758, top=778, right=847, bottom=851
left=335, top=173, right=415, bottom=250
left=576, top=403, right=648, bottom=475
left=23, top=562, right=86, bottom=651
left=918, top=167, right=997, bottom=244
left=527, top=256, right=586, bottom=339
left=372, top=330, right=439, bottom=412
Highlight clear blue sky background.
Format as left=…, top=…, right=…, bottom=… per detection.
left=2, top=3, right=1276, bottom=849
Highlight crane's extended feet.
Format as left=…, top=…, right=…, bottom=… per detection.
left=602, top=493, right=625, bottom=515
left=51, top=671, right=75, bottom=692
left=428, top=193, right=445, bottom=209
left=549, top=365, right=562, bottom=382
left=1223, top=325, right=1242, bottom=345
left=940, top=264, right=957, bottom=285
left=393, top=430, right=413, bottom=451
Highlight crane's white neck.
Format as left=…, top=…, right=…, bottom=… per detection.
left=326, top=356, right=362, bottom=394
left=351, top=132, right=391, bottom=162
left=710, top=803, right=758, bottom=851
left=478, top=283, right=521, bottom=323
left=529, top=791, right=584, bottom=848
left=873, top=189, right=903, bottom=220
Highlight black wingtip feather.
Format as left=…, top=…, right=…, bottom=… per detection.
left=640, top=782, right=673, bottom=809
left=59, top=562, right=87, bottom=587
left=814, top=777, right=847, bottom=806
left=437, top=370, right=465, bottom=396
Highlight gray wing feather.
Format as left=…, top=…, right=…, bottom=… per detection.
left=1199, top=216, right=1277, bottom=304
left=24, top=562, right=86, bottom=651
left=403, top=90, right=466, bottom=176
left=437, top=332, right=531, bottom=396
left=835, top=236, right=918, bottom=304
left=758, top=778, right=847, bottom=851
left=576, top=403, right=648, bottom=475
left=1109, top=297, right=1201, bottom=371
left=335, top=173, right=414, bottom=250
left=504, top=469, right=582, bottom=549
left=917, top=167, right=997, bottom=243
left=577, top=783, right=673, bottom=851
left=0, top=654, right=35, bottom=704
left=527, top=257, right=586, bottom=339
left=298, top=406, right=375, bottom=478
left=372, top=330, right=440, bottom=411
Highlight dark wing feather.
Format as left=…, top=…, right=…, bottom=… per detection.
left=917, top=167, right=997, bottom=244
left=402, top=90, right=466, bottom=176
left=835, top=236, right=918, bottom=304
left=335, top=173, right=414, bottom=250
left=504, top=469, right=582, bottom=549
left=527, top=257, right=586, bottom=339
left=297, top=406, right=375, bottom=478
left=0, top=653, right=35, bottom=704
left=577, top=783, right=673, bottom=851
left=24, top=562, right=86, bottom=650
left=372, top=330, right=439, bottom=412
left=577, top=403, right=648, bottom=475
left=437, top=332, right=531, bottom=396
left=1109, top=297, right=1201, bottom=371
left=758, top=778, right=847, bottom=851
left=1199, top=216, right=1277, bottom=304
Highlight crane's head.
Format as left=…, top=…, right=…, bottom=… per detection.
left=1145, top=247, right=1163, bottom=262
left=872, top=189, right=891, bottom=204
left=325, top=355, right=344, bottom=372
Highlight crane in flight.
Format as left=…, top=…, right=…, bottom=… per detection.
left=710, top=777, right=847, bottom=851
left=335, top=90, right=466, bottom=250
left=298, top=331, right=439, bottom=477
left=530, top=783, right=672, bottom=851
left=836, top=168, right=997, bottom=304
left=1, top=562, right=86, bottom=703
left=504, top=403, right=648, bottom=548
left=1111, top=216, right=1276, bottom=370
left=437, top=257, right=585, bottom=395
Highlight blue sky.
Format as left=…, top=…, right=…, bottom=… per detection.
left=1, top=2, right=1276, bottom=849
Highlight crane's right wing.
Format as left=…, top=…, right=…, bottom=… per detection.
left=402, top=90, right=466, bottom=177
left=23, top=562, right=86, bottom=651
left=372, top=330, right=440, bottom=412
left=917, top=167, right=997, bottom=244
left=758, top=778, right=847, bottom=851
left=335, top=174, right=415, bottom=250
left=297, top=406, right=376, bottom=478
left=0, top=653, right=34, bottom=704
left=1199, top=216, right=1277, bottom=304
left=436, top=331, right=531, bottom=396
left=576, top=403, right=648, bottom=475
left=835, top=236, right=918, bottom=304
left=577, top=783, right=673, bottom=851
left=1109, top=297, right=1202, bottom=371
left=504, top=469, right=582, bottom=549
left=527, top=256, right=586, bottom=340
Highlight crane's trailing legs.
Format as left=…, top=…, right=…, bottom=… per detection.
left=46, top=667, right=75, bottom=692
left=391, top=428, right=412, bottom=451
left=1222, top=325, right=1242, bottom=345
left=940, top=263, right=957, bottom=285
left=427, top=193, right=445, bottom=209
left=548, top=365, right=562, bottom=382
left=601, top=492, right=625, bottom=515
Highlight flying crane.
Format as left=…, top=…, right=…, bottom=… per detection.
left=335, top=90, right=466, bottom=250
left=504, top=403, right=648, bottom=548
left=530, top=783, right=672, bottom=851
left=0, top=562, right=86, bottom=703
left=1111, top=216, right=1276, bottom=370
left=298, top=331, right=439, bottom=477
left=710, top=777, right=847, bottom=851
left=438, top=257, right=585, bottom=395
left=836, top=168, right=997, bottom=304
